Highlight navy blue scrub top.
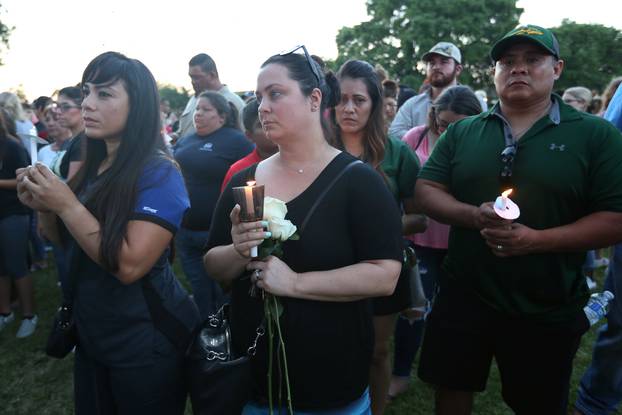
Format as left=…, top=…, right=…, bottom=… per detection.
left=71, top=157, right=200, bottom=367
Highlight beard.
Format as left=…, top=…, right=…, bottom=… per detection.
left=429, top=67, right=459, bottom=88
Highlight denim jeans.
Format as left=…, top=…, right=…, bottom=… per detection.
left=392, top=246, right=446, bottom=377
left=29, top=212, right=46, bottom=263
left=242, top=388, right=371, bottom=414
left=575, top=244, right=622, bottom=415
left=175, top=228, right=226, bottom=320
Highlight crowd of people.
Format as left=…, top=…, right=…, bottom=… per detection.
left=0, top=23, right=621, bottom=415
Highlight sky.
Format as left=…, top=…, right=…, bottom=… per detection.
left=0, top=0, right=619, bottom=101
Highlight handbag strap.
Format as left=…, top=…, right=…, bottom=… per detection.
left=298, top=159, right=363, bottom=234
left=61, top=242, right=82, bottom=305
left=413, top=126, right=429, bottom=152
left=141, top=277, right=194, bottom=351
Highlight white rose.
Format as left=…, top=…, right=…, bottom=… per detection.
left=268, top=217, right=298, bottom=241
left=263, top=196, right=288, bottom=221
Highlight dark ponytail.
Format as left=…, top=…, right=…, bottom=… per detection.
left=261, top=49, right=339, bottom=141
left=198, top=91, right=240, bottom=131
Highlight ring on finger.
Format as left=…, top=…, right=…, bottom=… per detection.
left=254, top=269, right=262, bottom=281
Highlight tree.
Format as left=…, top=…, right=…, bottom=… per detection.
left=552, top=20, right=622, bottom=93
left=0, top=2, right=13, bottom=66
left=158, top=84, right=191, bottom=113
left=334, top=0, right=522, bottom=91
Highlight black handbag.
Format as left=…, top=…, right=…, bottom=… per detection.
left=45, top=303, right=77, bottom=358
left=184, top=304, right=265, bottom=415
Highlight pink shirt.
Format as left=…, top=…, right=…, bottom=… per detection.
left=403, top=125, right=449, bottom=250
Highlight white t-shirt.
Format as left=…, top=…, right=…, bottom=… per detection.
left=37, top=144, right=58, bottom=167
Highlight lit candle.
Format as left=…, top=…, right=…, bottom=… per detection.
left=30, top=136, right=37, bottom=165
left=232, top=181, right=265, bottom=258
left=493, top=188, right=520, bottom=220
left=501, top=188, right=512, bottom=209
left=244, top=181, right=256, bottom=218
left=244, top=181, right=258, bottom=257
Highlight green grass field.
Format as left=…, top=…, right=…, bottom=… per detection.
left=0, top=257, right=619, bottom=415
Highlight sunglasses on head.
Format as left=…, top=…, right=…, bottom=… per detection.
left=499, top=143, right=517, bottom=185
left=279, top=44, right=321, bottom=85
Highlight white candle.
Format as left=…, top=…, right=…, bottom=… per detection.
left=245, top=181, right=258, bottom=258
left=493, top=188, right=520, bottom=220
left=244, top=181, right=255, bottom=217
left=30, top=136, right=37, bottom=165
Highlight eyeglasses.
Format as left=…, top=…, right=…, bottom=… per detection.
left=279, top=44, right=321, bottom=85
left=499, top=144, right=517, bottom=185
left=54, top=103, right=81, bottom=113
left=436, top=116, right=451, bottom=133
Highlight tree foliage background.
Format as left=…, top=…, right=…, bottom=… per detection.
left=332, top=0, right=622, bottom=95
left=0, top=2, right=13, bottom=66
left=552, top=19, right=622, bottom=93
left=158, top=84, right=191, bottom=113
left=333, top=0, right=523, bottom=92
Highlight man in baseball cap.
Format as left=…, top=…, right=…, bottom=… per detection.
left=389, top=41, right=463, bottom=139
left=422, top=41, right=462, bottom=63
left=415, top=24, right=622, bottom=415
left=490, top=24, right=560, bottom=61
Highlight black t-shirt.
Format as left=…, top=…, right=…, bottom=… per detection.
left=206, top=152, right=403, bottom=410
left=59, top=132, right=85, bottom=180
left=174, top=127, right=253, bottom=231
left=0, top=139, right=29, bottom=219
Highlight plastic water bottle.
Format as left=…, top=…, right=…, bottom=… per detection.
left=584, top=291, right=615, bottom=326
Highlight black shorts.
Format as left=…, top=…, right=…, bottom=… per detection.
left=0, top=215, right=29, bottom=279
left=417, top=276, right=590, bottom=415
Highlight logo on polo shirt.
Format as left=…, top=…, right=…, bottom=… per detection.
left=549, top=143, right=566, bottom=152
left=200, top=143, right=213, bottom=152
left=142, top=206, right=158, bottom=214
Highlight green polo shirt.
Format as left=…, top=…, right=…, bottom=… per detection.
left=381, top=136, right=419, bottom=202
left=420, top=94, right=622, bottom=322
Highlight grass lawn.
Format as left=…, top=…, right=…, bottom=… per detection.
left=0, top=256, right=620, bottom=414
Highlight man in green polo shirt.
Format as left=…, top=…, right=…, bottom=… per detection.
left=415, top=24, right=622, bottom=415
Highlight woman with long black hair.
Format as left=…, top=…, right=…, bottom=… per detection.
left=331, top=59, right=426, bottom=414
left=17, top=52, right=200, bottom=414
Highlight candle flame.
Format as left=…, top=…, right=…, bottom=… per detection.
left=246, top=180, right=256, bottom=186
left=502, top=188, right=513, bottom=198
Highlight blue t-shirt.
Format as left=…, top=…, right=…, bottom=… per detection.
left=72, top=157, right=200, bottom=367
left=174, top=127, right=253, bottom=230
left=605, top=86, right=622, bottom=131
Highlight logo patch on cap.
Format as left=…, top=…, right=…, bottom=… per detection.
left=512, top=27, right=544, bottom=36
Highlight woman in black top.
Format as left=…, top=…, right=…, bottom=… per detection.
left=204, top=47, right=403, bottom=413
left=0, top=109, right=38, bottom=338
